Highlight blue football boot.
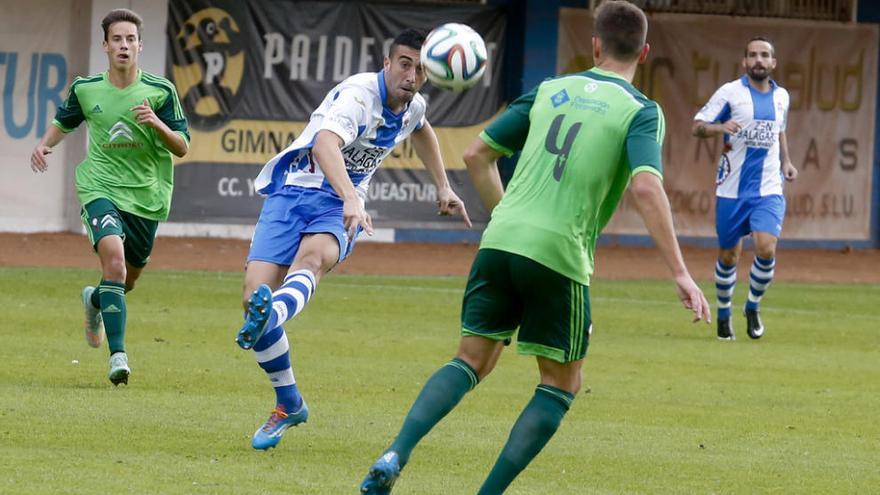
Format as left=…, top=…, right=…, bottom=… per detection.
left=251, top=400, right=309, bottom=450
left=360, top=451, right=401, bottom=494
left=237, top=284, right=272, bottom=350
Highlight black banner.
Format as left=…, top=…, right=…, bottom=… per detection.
left=165, top=0, right=506, bottom=227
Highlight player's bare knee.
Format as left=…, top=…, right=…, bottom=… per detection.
left=457, top=352, right=495, bottom=380
left=294, top=252, right=332, bottom=278
left=103, top=257, right=127, bottom=283
left=719, top=250, right=739, bottom=266
left=756, top=247, right=776, bottom=260
left=538, top=358, right=583, bottom=394
left=755, top=240, right=777, bottom=260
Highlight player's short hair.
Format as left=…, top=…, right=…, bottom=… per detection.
left=101, top=8, right=144, bottom=42
left=389, top=29, right=425, bottom=57
left=594, top=0, right=648, bottom=62
left=745, top=36, right=775, bottom=57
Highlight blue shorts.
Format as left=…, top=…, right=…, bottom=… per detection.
left=247, top=186, right=357, bottom=266
left=715, top=195, right=785, bottom=249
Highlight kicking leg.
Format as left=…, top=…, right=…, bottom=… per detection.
left=242, top=235, right=338, bottom=449
left=237, top=234, right=336, bottom=349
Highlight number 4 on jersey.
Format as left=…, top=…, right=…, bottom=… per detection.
left=544, top=114, right=582, bottom=181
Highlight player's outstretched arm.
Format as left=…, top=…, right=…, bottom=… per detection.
left=411, top=121, right=471, bottom=227
left=628, top=171, right=711, bottom=323
left=30, top=124, right=67, bottom=173
left=312, top=130, right=373, bottom=238
left=462, top=137, right=505, bottom=213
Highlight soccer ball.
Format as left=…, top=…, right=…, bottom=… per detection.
left=420, top=23, right=488, bottom=92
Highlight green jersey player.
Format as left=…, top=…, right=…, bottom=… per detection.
left=30, top=9, right=189, bottom=386
left=362, top=2, right=710, bottom=493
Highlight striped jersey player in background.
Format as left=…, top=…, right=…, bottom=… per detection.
left=693, top=37, right=798, bottom=341
left=234, top=29, right=471, bottom=450
left=29, top=8, right=189, bottom=386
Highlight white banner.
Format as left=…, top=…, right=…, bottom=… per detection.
left=0, top=0, right=89, bottom=232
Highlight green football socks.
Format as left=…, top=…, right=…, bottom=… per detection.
left=98, top=280, right=127, bottom=354
left=477, top=384, right=575, bottom=495
left=389, top=358, right=479, bottom=467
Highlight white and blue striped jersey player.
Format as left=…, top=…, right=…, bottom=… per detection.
left=249, top=69, right=426, bottom=265
left=234, top=32, right=471, bottom=451
left=694, top=75, right=790, bottom=249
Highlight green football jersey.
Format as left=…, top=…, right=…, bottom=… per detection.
left=53, top=70, right=190, bottom=221
left=479, top=67, right=665, bottom=285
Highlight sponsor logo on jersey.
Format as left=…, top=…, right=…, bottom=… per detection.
left=572, top=96, right=608, bottom=115
left=103, top=122, right=143, bottom=149
left=583, top=82, right=598, bottom=93
left=550, top=89, right=570, bottom=108
left=108, top=122, right=134, bottom=143
left=91, top=104, right=103, bottom=114
left=342, top=145, right=386, bottom=173
left=169, top=6, right=247, bottom=130
left=739, top=120, right=776, bottom=149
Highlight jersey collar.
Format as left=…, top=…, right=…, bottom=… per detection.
left=739, top=74, right=777, bottom=91
left=588, top=67, right=627, bottom=81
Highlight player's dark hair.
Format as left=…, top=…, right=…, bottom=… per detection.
left=102, top=8, right=143, bottom=41
left=745, top=36, right=775, bottom=57
left=594, top=0, right=647, bottom=62
left=389, top=29, right=425, bottom=57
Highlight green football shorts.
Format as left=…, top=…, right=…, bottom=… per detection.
left=81, top=198, right=159, bottom=268
left=461, top=248, right=591, bottom=363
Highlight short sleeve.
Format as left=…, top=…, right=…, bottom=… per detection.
left=779, top=88, right=789, bottom=132
left=694, top=84, right=731, bottom=124
left=479, top=85, right=538, bottom=157
left=52, top=81, right=85, bottom=132
left=320, top=88, right=370, bottom=147
left=155, top=84, right=190, bottom=143
left=626, top=102, right=665, bottom=178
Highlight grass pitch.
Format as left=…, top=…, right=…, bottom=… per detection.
left=0, top=267, right=877, bottom=494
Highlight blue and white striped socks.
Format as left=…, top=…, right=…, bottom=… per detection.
left=253, top=325, right=301, bottom=412
left=746, top=256, right=775, bottom=311
left=251, top=269, right=316, bottom=412
left=715, top=260, right=737, bottom=320
left=266, top=269, right=316, bottom=332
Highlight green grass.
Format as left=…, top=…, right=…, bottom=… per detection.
left=0, top=267, right=877, bottom=494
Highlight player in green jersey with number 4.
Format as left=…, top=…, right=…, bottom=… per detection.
left=361, top=2, right=710, bottom=493
left=30, top=9, right=189, bottom=386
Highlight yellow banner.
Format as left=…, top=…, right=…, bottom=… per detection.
left=176, top=115, right=501, bottom=171
left=558, top=10, right=877, bottom=240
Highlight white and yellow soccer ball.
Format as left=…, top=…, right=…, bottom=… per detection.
left=420, top=23, right=488, bottom=92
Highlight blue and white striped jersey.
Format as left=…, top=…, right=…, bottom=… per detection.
left=694, top=75, right=789, bottom=199
left=254, top=70, right=426, bottom=200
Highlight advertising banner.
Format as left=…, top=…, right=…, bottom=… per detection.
left=558, top=10, right=877, bottom=240
left=166, top=0, right=506, bottom=227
